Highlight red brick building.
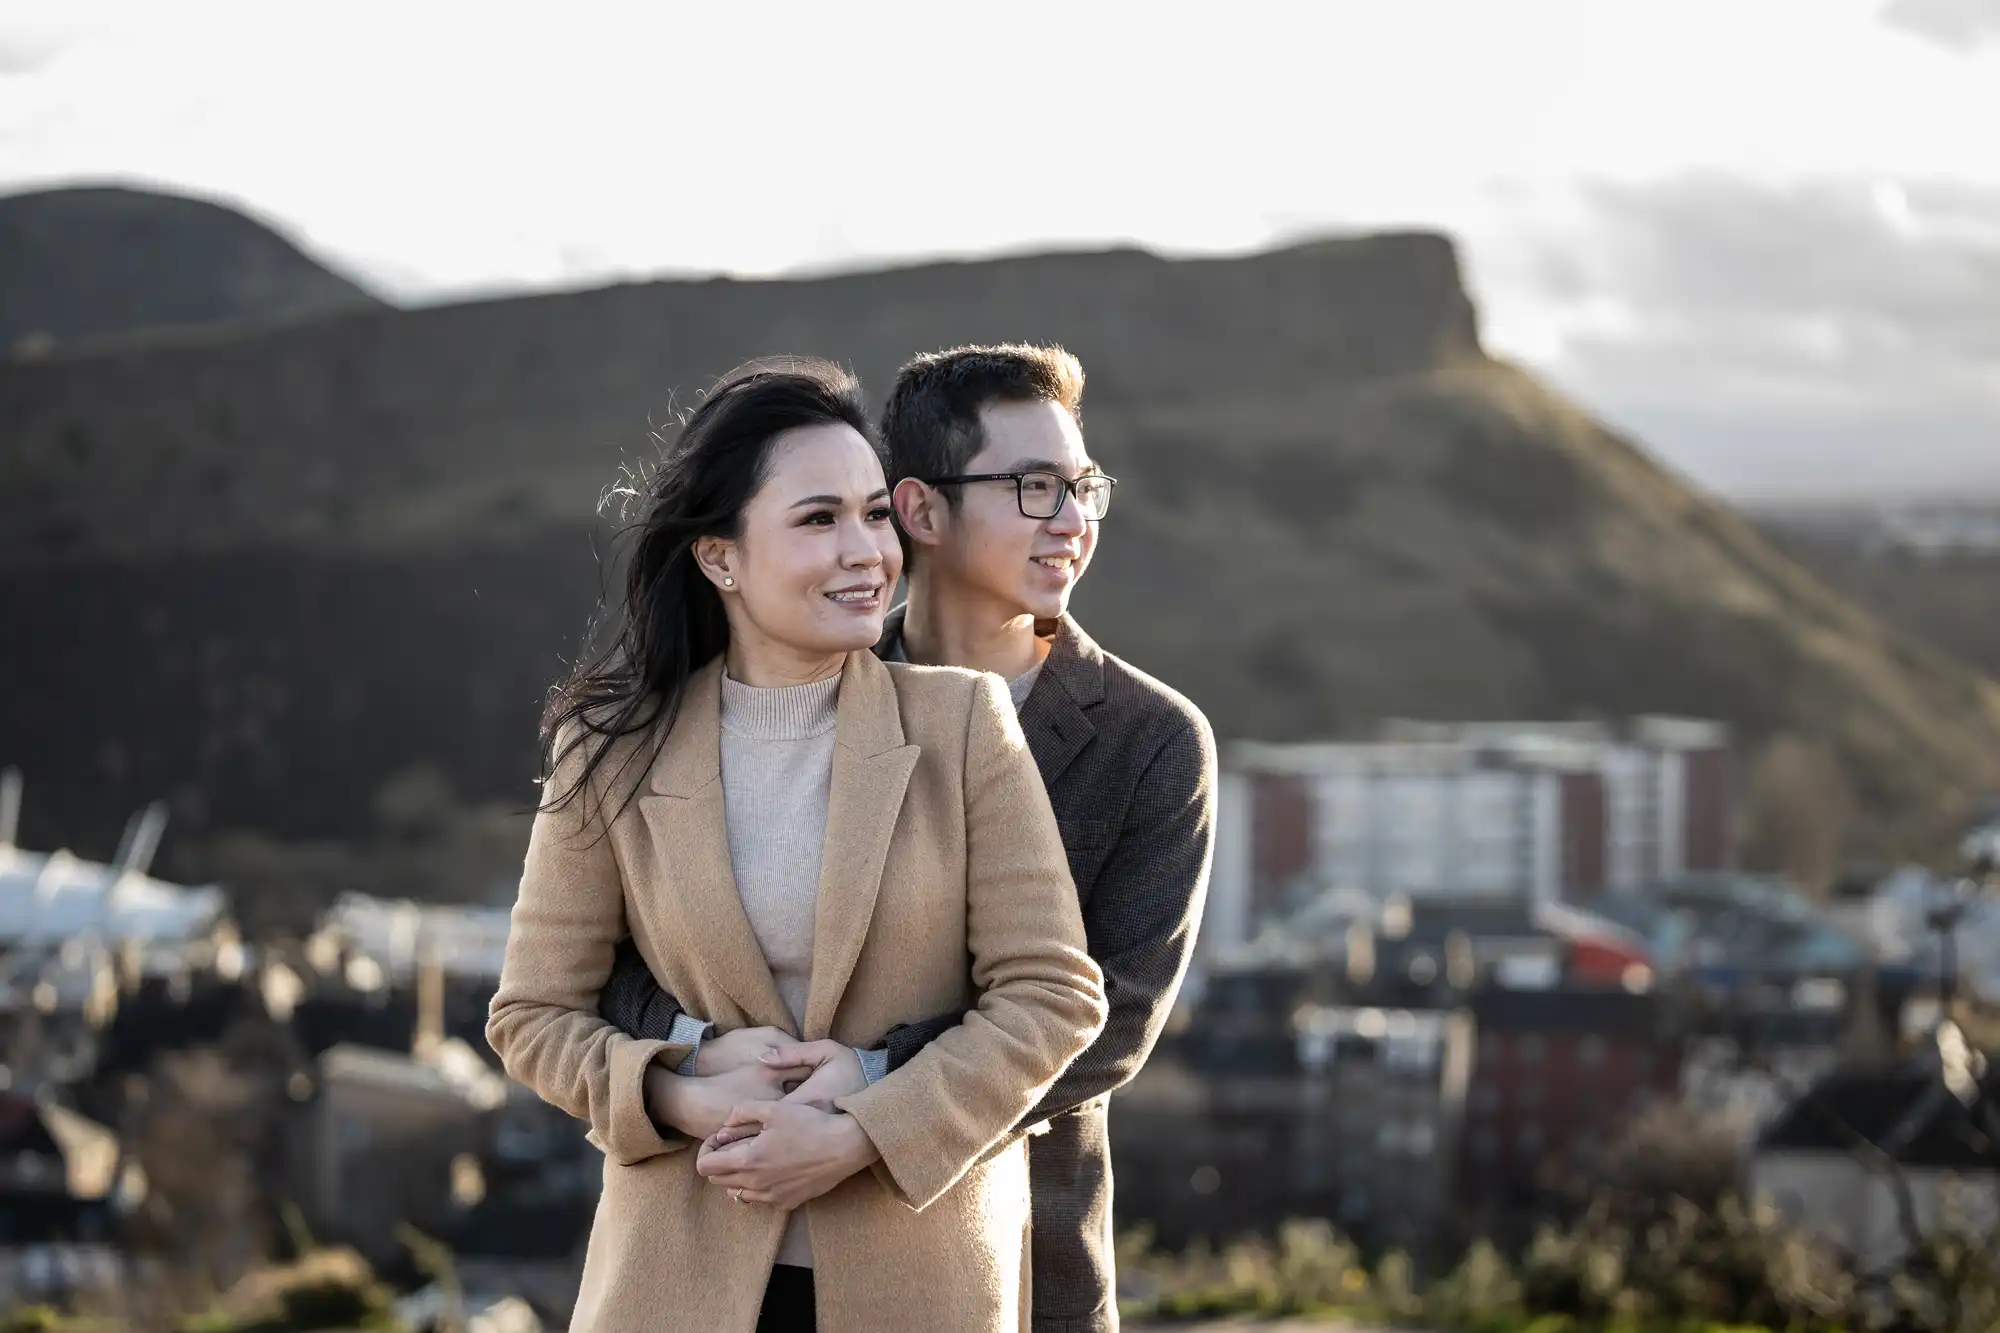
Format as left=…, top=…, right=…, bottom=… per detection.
left=1455, top=987, right=1684, bottom=1215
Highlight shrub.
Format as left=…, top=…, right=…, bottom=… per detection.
left=1518, top=1218, right=1626, bottom=1323
left=184, top=1247, right=400, bottom=1333
left=1422, top=1238, right=1522, bottom=1329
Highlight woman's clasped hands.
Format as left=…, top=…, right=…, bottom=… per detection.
left=644, top=1032, right=883, bottom=1209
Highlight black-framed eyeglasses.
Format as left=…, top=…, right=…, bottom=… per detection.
left=922, top=470, right=1117, bottom=521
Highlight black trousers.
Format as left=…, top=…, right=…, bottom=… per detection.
left=756, top=1263, right=815, bottom=1332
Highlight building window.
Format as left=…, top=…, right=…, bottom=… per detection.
left=1518, top=1035, right=1546, bottom=1063
left=1479, top=1033, right=1506, bottom=1063
left=1517, top=1080, right=1543, bottom=1109
left=1518, top=1126, right=1544, bottom=1156
left=1580, top=1036, right=1606, bottom=1066
left=1471, top=1130, right=1497, bottom=1161
left=1471, top=1086, right=1500, bottom=1115
left=1386, top=1034, right=1436, bottom=1073
left=1408, top=1121, right=1436, bottom=1156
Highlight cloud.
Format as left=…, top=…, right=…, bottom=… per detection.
left=1882, top=0, right=2000, bottom=51
left=0, top=10, right=101, bottom=75
left=1493, top=173, right=2000, bottom=499
left=0, top=41, right=55, bottom=75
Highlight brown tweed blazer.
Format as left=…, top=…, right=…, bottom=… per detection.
left=487, top=651, right=1107, bottom=1332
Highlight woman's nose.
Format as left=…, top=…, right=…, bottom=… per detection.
left=839, top=523, right=884, bottom=566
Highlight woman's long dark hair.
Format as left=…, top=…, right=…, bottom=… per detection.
left=540, top=356, right=873, bottom=823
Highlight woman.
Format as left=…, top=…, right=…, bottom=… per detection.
left=486, top=358, right=1107, bottom=1332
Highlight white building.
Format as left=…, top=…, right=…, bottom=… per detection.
left=309, top=891, right=512, bottom=990
left=1201, top=717, right=1733, bottom=959
left=1753, top=1064, right=2000, bottom=1273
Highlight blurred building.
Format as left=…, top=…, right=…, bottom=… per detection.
left=1124, top=922, right=1688, bottom=1257
left=0, top=799, right=242, bottom=1088
left=1679, top=1014, right=1849, bottom=1143
left=0, top=1243, right=125, bottom=1315
left=0, top=1091, right=121, bottom=1244
left=1587, top=872, right=1873, bottom=994
left=1292, top=1003, right=1474, bottom=1252
left=310, top=892, right=510, bottom=990
left=1861, top=863, right=2000, bottom=1005
left=1199, top=892, right=1655, bottom=1001
left=285, top=934, right=598, bottom=1276
left=1455, top=987, right=1684, bottom=1222
left=1202, top=716, right=1733, bottom=957
left=291, top=1038, right=510, bottom=1260
left=1753, top=1060, right=2000, bottom=1272
left=290, top=892, right=512, bottom=1065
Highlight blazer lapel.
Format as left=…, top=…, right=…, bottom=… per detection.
left=802, top=650, right=919, bottom=1040
left=1019, top=615, right=1105, bottom=790
left=634, top=660, right=792, bottom=1031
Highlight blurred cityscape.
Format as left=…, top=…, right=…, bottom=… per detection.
left=1, top=715, right=1996, bottom=1325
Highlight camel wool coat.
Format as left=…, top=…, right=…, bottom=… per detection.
left=487, top=651, right=1109, bottom=1332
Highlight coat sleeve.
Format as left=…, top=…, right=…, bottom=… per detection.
left=486, top=733, right=696, bottom=1166
left=836, top=674, right=1109, bottom=1210
left=598, top=936, right=693, bottom=1041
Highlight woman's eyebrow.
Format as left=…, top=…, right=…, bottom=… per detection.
left=788, top=487, right=891, bottom=510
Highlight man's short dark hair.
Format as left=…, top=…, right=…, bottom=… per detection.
left=879, top=344, right=1086, bottom=501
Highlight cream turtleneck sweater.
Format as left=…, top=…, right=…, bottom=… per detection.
left=717, top=670, right=839, bottom=1270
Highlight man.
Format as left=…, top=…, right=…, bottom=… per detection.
left=599, top=344, right=1216, bottom=1332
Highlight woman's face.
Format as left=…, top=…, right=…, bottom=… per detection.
left=705, top=422, right=902, bottom=673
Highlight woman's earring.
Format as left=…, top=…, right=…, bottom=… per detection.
left=723, top=576, right=735, bottom=588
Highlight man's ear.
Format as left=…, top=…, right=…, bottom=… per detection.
left=692, top=535, right=737, bottom=590
left=892, top=478, right=947, bottom=549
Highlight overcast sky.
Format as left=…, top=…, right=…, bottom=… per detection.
left=3, top=0, right=1997, bottom=501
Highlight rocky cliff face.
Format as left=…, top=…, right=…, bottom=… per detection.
left=1, top=217, right=1992, bottom=891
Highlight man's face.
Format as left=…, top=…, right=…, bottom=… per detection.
left=931, top=399, right=1099, bottom=621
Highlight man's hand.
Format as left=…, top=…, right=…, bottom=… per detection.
left=694, top=1025, right=794, bottom=1076
left=765, top=1039, right=868, bottom=1112
left=645, top=1060, right=792, bottom=1142
left=694, top=1102, right=881, bottom=1210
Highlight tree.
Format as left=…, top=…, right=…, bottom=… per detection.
left=1742, top=733, right=1856, bottom=898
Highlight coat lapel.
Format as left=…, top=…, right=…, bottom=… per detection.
left=802, top=651, right=919, bottom=1040
left=1017, top=615, right=1105, bottom=790
left=877, top=607, right=1107, bottom=791
left=634, top=660, right=792, bottom=1031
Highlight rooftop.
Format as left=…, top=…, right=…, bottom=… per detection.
left=0, top=846, right=226, bottom=946
left=1469, top=985, right=1675, bottom=1041
left=1759, top=1063, right=2000, bottom=1172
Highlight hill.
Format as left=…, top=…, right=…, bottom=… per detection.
left=2, top=215, right=1995, bottom=902
left=0, top=184, right=382, bottom=353
left=1754, top=504, right=2000, bottom=684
